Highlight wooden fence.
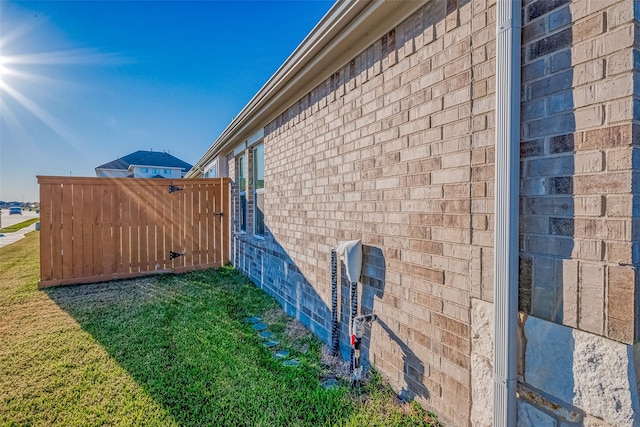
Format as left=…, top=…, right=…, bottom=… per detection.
left=37, top=177, right=230, bottom=288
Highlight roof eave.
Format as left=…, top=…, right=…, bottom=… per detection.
left=127, top=164, right=184, bottom=171
left=187, top=0, right=425, bottom=178
left=95, top=167, right=128, bottom=172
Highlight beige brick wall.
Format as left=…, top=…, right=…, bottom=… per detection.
left=519, top=0, right=638, bottom=344
left=512, top=0, right=640, bottom=425
left=224, top=0, right=639, bottom=425
left=260, top=0, right=497, bottom=424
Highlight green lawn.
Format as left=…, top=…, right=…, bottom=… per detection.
left=0, top=217, right=39, bottom=233
left=0, top=232, right=441, bottom=426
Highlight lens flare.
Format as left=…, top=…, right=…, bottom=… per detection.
left=0, top=23, right=127, bottom=153
left=0, top=55, right=8, bottom=85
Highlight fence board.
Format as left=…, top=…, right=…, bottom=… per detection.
left=92, top=185, right=103, bottom=276
left=185, top=184, right=194, bottom=267
left=71, top=184, right=83, bottom=278
left=130, top=185, right=140, bottom=273
left=213, top=182, right=222, bottom=265
left=193, top=185, right=201, bottom=266
left=195, top=184, right=204, bottom=265
left=160, top=186, right=172, bottom=268
left=190, top=185, right=197, bottom=266
left=222, top=180, right=230, bottom=264
left=51, top=183, right=63, bottom=280
left=155, top=184, right=165, bottom=271
left=169, top=184, right=178, bottom=269
left=139, top=184, right=150, bottom=273
left=193, top=184, right=201, bottom=266
left=174, top=186, right=187, bottom=267
left=62, top=184, right=74, bottom=279
left=147, top=185, right=156, bottom=272
left=82, top=186, right=93, bottom=276
left=102, top=186, right=114, bottom=275
left=39, top=184, right=53, bottom=281
left=150, top=186, right=158, bottom=270
left=121, top=187, right=131, bottom=274
left=206, top=185, right=214, bottom=265
left=37, top=177, right=230, bottom=288
left=113, top=184, right=122, bottom=273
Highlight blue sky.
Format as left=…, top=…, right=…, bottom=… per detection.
left=0, top=0, right=333, bottom=202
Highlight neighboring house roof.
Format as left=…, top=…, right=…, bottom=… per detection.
left=96, top=150, right=193, bottom=172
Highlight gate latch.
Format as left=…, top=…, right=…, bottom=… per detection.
left=214, top=211, right=224, bottom=216
left=168, top=185, right=184, bottom=193
left=169, top=250, right=185, bottom=260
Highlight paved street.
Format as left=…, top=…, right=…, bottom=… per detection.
left=0, top=209, right=39, bottom=249
left=0, top=209, right=39, bottom=228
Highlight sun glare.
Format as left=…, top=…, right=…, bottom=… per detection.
left=0, top=55, right=7, bottom=85
left=0, top=20, right=125, bottom=153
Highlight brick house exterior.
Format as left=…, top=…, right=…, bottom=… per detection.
left=188, top=1, right=640, bottom=425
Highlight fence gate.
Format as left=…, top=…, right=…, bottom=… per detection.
left=37, top=176, right=230, bottom=288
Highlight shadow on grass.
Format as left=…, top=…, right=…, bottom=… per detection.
left=45, top=267, right=353, bottom=427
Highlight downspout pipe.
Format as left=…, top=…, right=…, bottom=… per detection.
left=493, top=1, right=521, bottom=426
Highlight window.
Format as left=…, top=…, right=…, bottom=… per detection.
left=234, top=140, right=264, bottom=237
left=152, top=168, right=158, bottom=174
left=163, top=169, right=171, bottom=175
left=141, top=168, right=149, bottom=173
left=253, top=144, right=264, bottom=236
left=205, top=165, right=217, bottom=178
left=237, top=154, right=247, bottom=232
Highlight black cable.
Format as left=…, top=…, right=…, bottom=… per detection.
left=350, top=279, right=357, bottom=371
left=330, top=248, right=339, bottom=355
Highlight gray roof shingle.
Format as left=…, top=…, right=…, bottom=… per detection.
left=97, top=150, right=193, bottom=172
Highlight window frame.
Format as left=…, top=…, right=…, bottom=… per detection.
left=204, top=164, right=217, bottom=179
left=253, top=143, right=265, bottom=237
left=237, top=153, right=247, bottom=233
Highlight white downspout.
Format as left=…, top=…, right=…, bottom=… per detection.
left=493, top=0, right=521, bottom=426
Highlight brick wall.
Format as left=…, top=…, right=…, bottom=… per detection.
left=230, top=1, right=498, bottom=424
left=226, top=0, right=640, bottom=425
left=519, top=0, right=638, bottom=344
left=514, top=0, right=640, bottom=425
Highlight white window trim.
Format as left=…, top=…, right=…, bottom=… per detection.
left=237, top=154, right=247, bottom=234
left=253, top=143, right=265, bottom=238
left=233, top=142, right=247, bottom=157
left=204, top=158, right=219, bottom=178
left=253, top=189, right=265, bottom=239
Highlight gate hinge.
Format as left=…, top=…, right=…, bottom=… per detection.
left=169, top=250, right=185, bottom=260
left=168, top=185, right=184, bottom=193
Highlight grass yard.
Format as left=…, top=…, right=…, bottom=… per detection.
left=0, top=217, right=39, bottom=233
left=0, top=232, right=441, bottom=426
